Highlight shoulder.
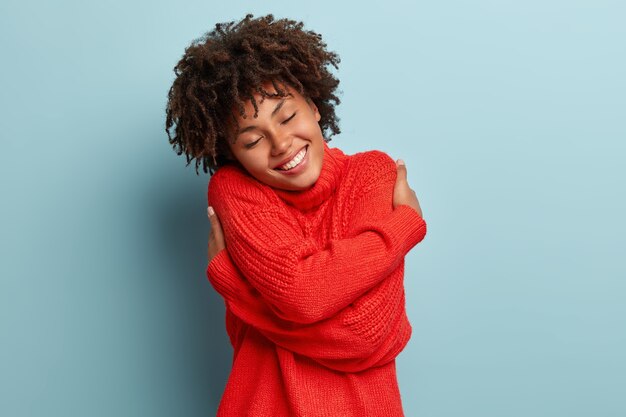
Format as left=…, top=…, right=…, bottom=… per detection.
left=345, top=149, right=397, bottom=189
left=207, top=164, right=276, bottom=211
left=351, top=149, right=396, bottom=168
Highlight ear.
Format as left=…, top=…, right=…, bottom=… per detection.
left=306, top=98, right=321, bottom=122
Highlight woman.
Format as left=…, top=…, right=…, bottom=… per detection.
left=166, top=14, right=426, bottom=416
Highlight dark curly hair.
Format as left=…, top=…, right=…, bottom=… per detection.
left=165, top=13, right=342, bottom=175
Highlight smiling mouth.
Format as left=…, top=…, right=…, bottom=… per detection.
left=275, top=146, right=308, bottom=171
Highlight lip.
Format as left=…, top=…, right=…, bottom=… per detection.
left=273, top=145, right=308, bottom=170
left=274, top=145, right=309, bottom=175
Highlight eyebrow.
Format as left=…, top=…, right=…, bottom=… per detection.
left=236, top=95, right=291, bottom=136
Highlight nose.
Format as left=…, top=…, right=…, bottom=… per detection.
left=269, top=131, right=292, bottom=156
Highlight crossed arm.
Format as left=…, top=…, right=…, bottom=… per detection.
left=208, top=250, right=412, bottom=372
left=206, top=155, right=425, bottom=371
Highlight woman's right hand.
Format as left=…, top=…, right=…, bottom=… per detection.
left=207, top=206, right=226, bottom=263
left=393, top=159, right=423, bottom=217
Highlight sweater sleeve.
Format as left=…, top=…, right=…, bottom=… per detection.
left=208, top=153, right=427, bottom=324
left=208, top=248, right=412, bottom=372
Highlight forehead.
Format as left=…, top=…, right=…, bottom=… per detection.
left=235, top=82, right=304, bottom=119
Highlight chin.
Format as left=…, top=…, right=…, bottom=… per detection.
left=281, top=170, right=321, bottom=191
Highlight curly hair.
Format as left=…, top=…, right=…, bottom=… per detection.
left=165, top=13, right=342, bottom=175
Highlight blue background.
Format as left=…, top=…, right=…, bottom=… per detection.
left=1, top=0, right=624, bottom=416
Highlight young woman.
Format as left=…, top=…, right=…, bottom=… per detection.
left=166, top=14, right=426, bottom=416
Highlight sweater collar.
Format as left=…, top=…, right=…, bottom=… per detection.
left=272, top=141, right=347, bottom=212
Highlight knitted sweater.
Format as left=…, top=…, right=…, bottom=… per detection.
left=206, top=141, right=427, bottom=416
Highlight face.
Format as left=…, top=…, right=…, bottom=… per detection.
left=227, top=82, right=325, bottom=191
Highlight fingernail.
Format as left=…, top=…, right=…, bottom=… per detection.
left=397, top=159, right=405, bottom=166
left=207, top=206, right=214, bottom=216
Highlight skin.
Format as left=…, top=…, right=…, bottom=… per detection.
left=227, top=81, right=326, bottom=192
left=207, top=81, right=422, bottom=262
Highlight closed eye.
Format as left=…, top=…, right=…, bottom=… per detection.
left=244, top=137, right=262, bottom=149
left=281, top=112, right=297, bottom=124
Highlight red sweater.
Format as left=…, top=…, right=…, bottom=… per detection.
left=206, top=142, right=427, bottom=416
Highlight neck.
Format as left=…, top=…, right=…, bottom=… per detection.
left=272, top=141, right=347, bottom=211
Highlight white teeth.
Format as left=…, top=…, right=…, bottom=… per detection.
left=277, top=147, right=307, bottom=171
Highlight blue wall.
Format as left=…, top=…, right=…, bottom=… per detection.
left=1, top=1, right=624, bottom=415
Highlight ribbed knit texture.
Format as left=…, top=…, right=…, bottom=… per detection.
left=207, top=141, right=427, bottom=417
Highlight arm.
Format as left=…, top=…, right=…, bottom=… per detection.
left=208, top=248, right=412, bottom=372
left=207, top=169, right=413, bottom=372
left=208, top=155, right=426, bottom=324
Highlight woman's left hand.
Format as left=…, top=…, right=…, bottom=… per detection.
left=207, top=206, right=226, bottom=263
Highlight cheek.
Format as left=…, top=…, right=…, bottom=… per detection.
left=295, top=121, right=323, bottom=141
left=239, top=149, right=272, bottom=173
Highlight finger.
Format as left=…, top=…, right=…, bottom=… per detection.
left=395, top=159, right=407, bottom=181
left=207, top=206, right=220, bottom=233
left=207, top=206, right=224, bottom=241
